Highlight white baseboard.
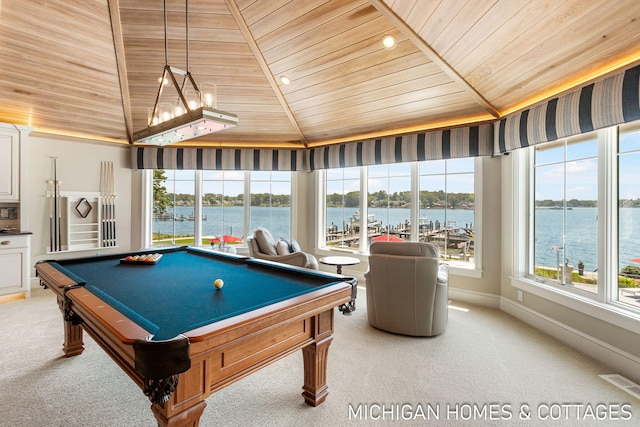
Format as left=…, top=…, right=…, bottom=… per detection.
left=449, top=287, right=501, bottom=308
left=501, top=297, right=640, bottom=383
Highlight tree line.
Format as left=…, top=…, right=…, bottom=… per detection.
left=536, top=199, right=640, bottom=208
left=327, top=190, right=475, bottom=209
left=153, top=170, right=293, bottom=215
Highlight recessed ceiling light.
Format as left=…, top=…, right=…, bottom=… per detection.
left=280, top=76, right=291, bottom=85
left=382, top=35, right=397, bottom=50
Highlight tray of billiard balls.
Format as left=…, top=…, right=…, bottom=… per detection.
left=120, top=253, right=163, bottom=265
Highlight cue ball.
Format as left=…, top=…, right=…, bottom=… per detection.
left=214, top=279, right=224, bottom=289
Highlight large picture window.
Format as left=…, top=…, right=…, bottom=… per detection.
left=522, top=124, right=640, bottom=312
left=323, top=160, right=478, bottom=269
left=151, top=170, right=291, bottom=247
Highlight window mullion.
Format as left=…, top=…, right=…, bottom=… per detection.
left=410, top=162, right=419, bottom=241
left=194, top=170, right=203, bottom=246
left=600, top=127, right=617, bottom=302
left=360, top=167, right=368, bottom=253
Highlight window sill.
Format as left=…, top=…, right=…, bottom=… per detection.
left=511, top=276, right=640, bottom=334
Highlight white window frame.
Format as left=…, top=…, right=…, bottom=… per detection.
left=315, top=158, right=483, bottom=278
left=143, top=169, right=293, bottom=248
left=510, top=127, right=640, bottom=333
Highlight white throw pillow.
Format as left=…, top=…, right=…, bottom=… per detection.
left=254, top=228, right=278, bottom=255
left=276, top=240, right=291, bottom=255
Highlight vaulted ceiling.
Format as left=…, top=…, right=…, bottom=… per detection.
left=1, top=0, right=639, bottom=149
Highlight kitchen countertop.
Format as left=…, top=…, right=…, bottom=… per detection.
left=0, top=230, right=32, bottom=235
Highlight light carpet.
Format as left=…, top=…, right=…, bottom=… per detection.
left=1, top=288, right=638, bottom=426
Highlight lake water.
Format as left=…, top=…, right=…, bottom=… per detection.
left=535, top=207, right=640, bottom=272
left=153, top=206, right=640, bottom=270
left=154, top=206, right=473, bottom=242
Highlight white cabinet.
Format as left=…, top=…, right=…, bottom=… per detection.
left=0, top=123, right=30, bottom=208
left=0, top=126, right=20, bottom=201
left=0, top=234, right=31, bottom=296
left=0, top=123, right=32, bottom=297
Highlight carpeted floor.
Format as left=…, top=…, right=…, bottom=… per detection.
left=1, top=287, right=638, bottom=426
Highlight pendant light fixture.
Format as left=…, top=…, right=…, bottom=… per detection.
left=132, top=0, right=237, bottom=145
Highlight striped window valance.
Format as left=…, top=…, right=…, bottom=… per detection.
left=495, top=63, right=640, bottom=154
left=307, top=124, right=493, bottom=171
left=131, top=124, right=494, bottom=172
left=131, top=146, right=306, bottom=171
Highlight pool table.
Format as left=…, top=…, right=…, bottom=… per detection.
left=35, top=246, right=357, bottom=427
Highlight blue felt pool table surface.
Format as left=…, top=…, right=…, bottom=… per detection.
left=50, top=246, right=347, bottom=340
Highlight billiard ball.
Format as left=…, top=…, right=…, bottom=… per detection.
left=214, top=279, right=224, bottom=289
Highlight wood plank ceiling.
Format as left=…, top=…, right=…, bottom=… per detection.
left=1, top=0, right=639, bottom=149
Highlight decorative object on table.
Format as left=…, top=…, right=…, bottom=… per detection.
left=100, top=161, right=116, bottom=247
left=120, top=253, right=162, bottom=264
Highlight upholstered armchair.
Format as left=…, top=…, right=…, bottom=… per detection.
left=246, top=228, right=319, bottom=270
left=365, top=241, right=448, bottom=336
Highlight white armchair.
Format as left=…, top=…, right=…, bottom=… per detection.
left=246, top=228, right=319, bottom=270
left=365, top=241, right=448, bottom=336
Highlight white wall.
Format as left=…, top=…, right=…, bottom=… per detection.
left=27, top=134, right=133, bottom=280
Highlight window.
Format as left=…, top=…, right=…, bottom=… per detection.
left=618, top=127, right=640, bottom=309
left=533, top=136, right=598, bottom=294
left=520, top=124, right=640, bottom=312
left=419, top=158, right=475, bottom=263
left=203, top=170, right=245, bottom=241
left=250, top=171, right=292, bottom=240
left=152, top=170, right=195, bottom=245
left=368, top=163, right=411, bottom=241
left=325, top=167, right=360, bottom=249
left=322, top=160, right=478, bottom=269
left=151, top=170, right=291, bottom=247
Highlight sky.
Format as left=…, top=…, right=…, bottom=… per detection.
left=535, top=134, right=640, bottom=201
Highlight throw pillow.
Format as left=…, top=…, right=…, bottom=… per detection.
left=254, top=228, right=278, bottom=255
left=290, top=239, right=302, bottom=253
left=280, top=237, right=292, bottom=252
left=275, top=240, right=291, bottom=255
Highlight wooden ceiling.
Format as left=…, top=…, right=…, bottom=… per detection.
left=1, top=0, right=639, bottom=149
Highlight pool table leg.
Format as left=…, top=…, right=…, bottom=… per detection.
left=151, top=400, right=206, bottom=427
left=62, top=318, right=85, bottom=356
left=301, top=334, right=333, bottom=406
left=55, top=294, right=84, bottom=357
